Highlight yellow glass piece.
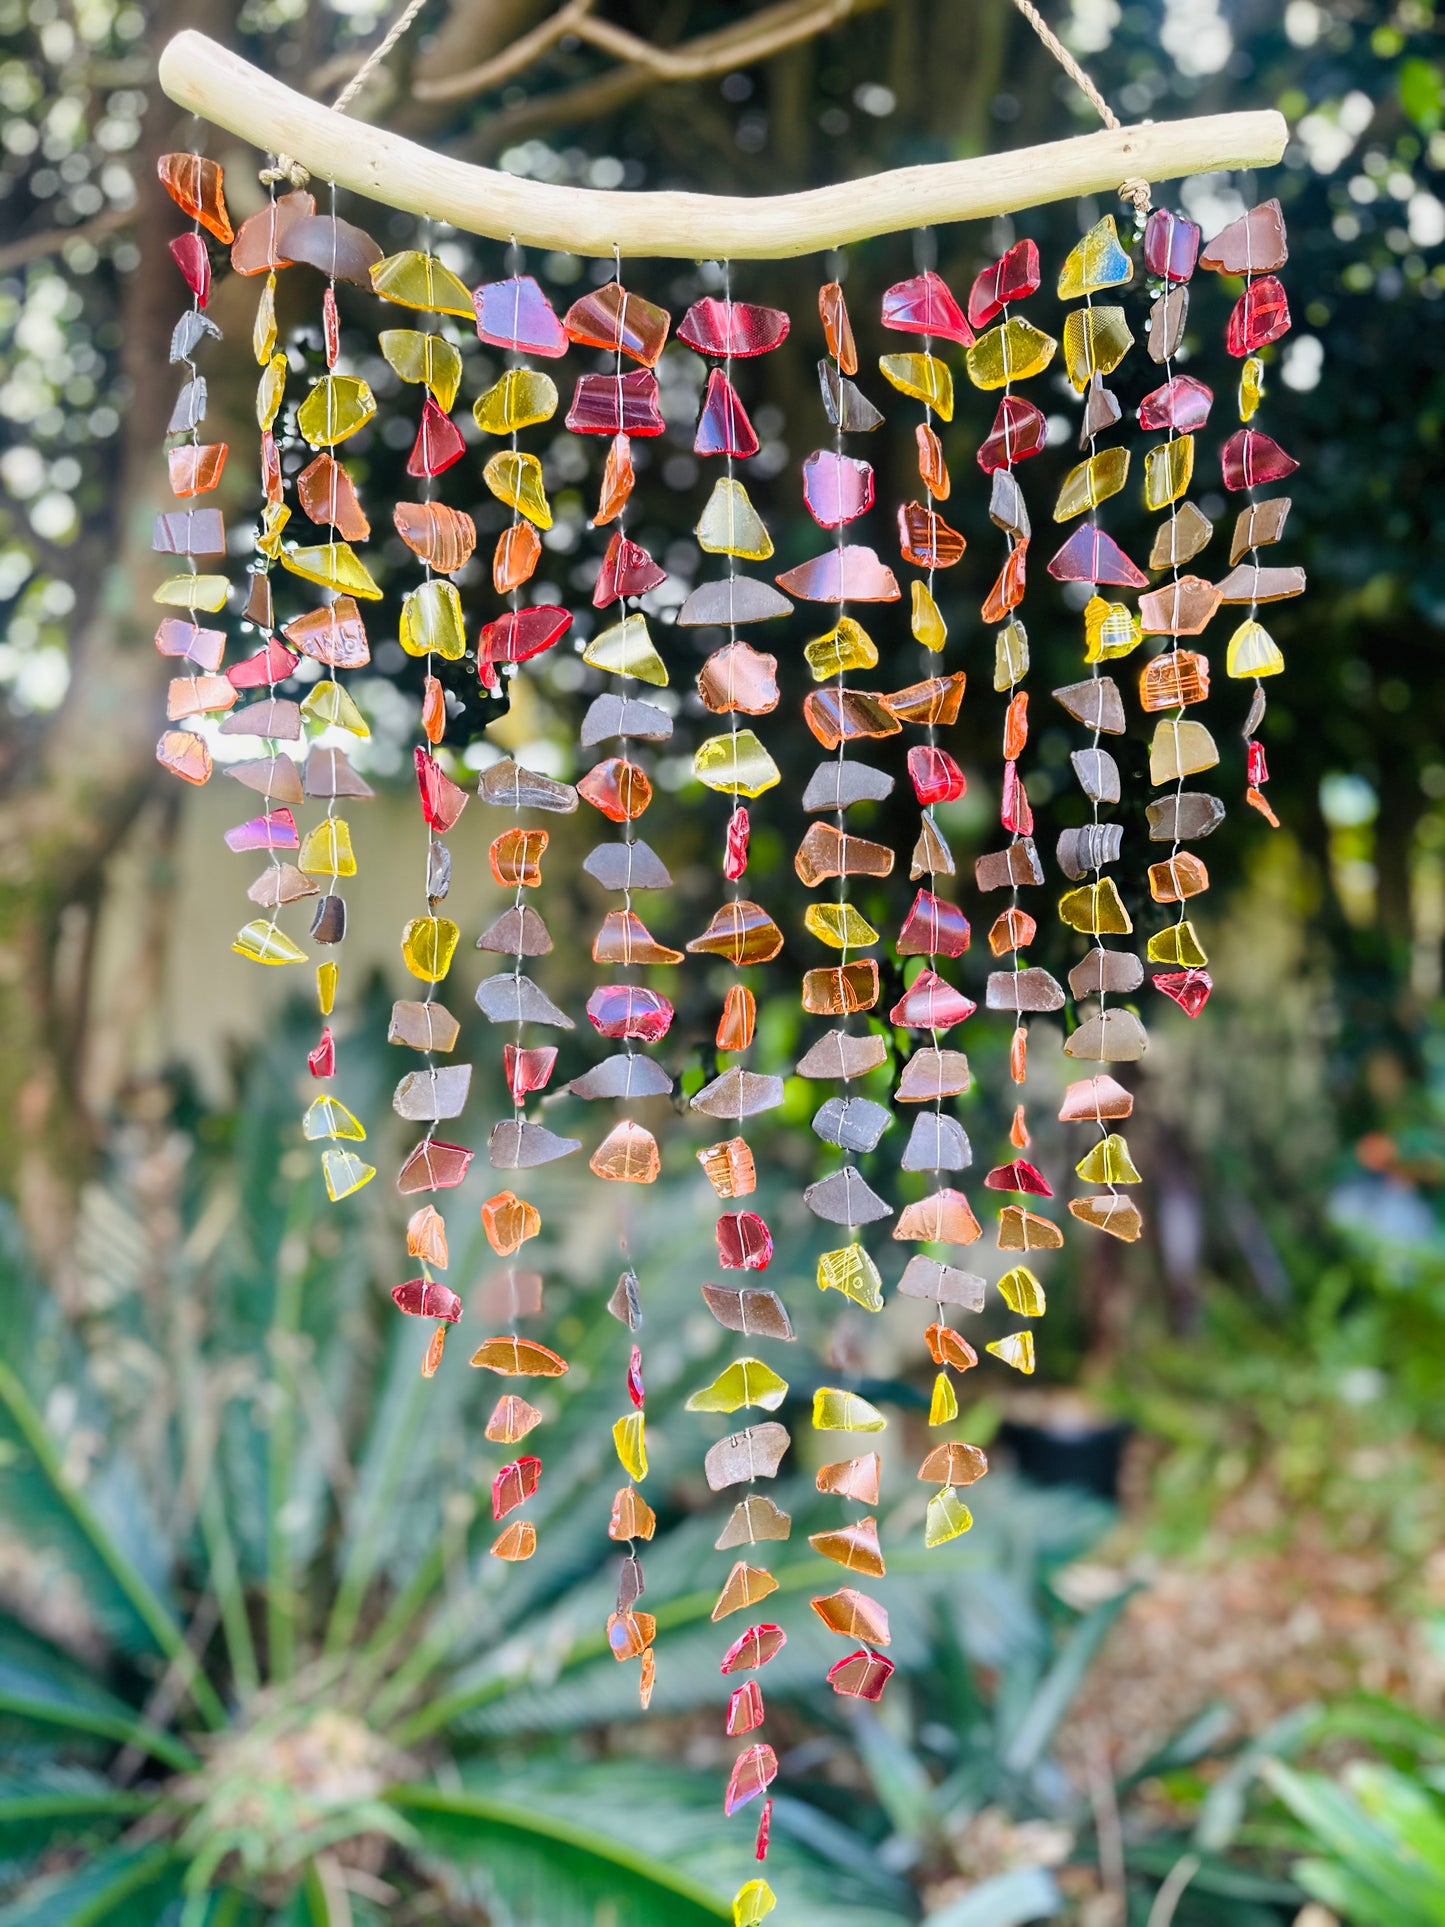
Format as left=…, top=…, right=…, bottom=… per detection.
left=256, top=353, right=287, bottom=430
left=1058, top=215, right=1134, bottom=298
left=317, top=962, right=338, bottom=1014
left=584, top=613, right=668, bottom=686
left=472, top=366, right=559, bottom=434
left=986, top=1331, right=1036, bottom=1374
left=380, top=329, right=464, bottom=413
left=1054, top=446, right=1130, bottom=521
left=1239, top=355, right=1265, bottom=422
left=400, top=579, right=467, bottom=661
left=693, top=731, right=780, bottom=798
left=812, top=1385, right=886, bottom=1431
left=301, top=679, right=369, bottom=737
left=370, top=250, right=475, bottom=318
left=696, top=477, right=773, bottom=559
left=613, top=1413, right=647, bottom=1481
left=805, top=902, right=879, bottom=949
left=686, top=1358, right=790, bottom=1414
left=282, top=542, right=382, bottom=600
left=322, top=1148, right=375, bottom=1202
left=1144, top=434, right=1195, bottom=511
left=1226, top=617, right=1285, bottom=679
left=302, top=1095, right=365, bottom=1142
left=298, top=817, right=357, bottom=880
left=928, top=1373, right=958, bottom=1425
left=1075, top=1133, right=1141, bottom=1184
left=1057, top=878, right=1132, bottom=936
left=297, top=375, right=377, bottom=447
left=816, top=1246, right=884, bottom=1314
left=878, top=352, right=954, bottom=421
left=232, top=919, right=306, bottom=966
left=1147, top=920, right=1208, bottom=968
left=1062, top=306, right=1133, bottom=391
left=1083, top=595, right=1142, bottom=663
left=256, top=502, right=290, bottom=561
left=925, top=1487, right=974, bottom=1547
left=483, top=450, right=552, bottom=530
left=734, top=1882, right=777, bottom=1927
left=401, top=915, right=460, bottom=983
left=911, top=580, right=946, bottom=652
left=998, top=1265, right=1046, bottom=1316
left=994, top=620, right=1029, bottom=691
left=253, top=273, right=277, bottom=365
left=965, top=316, right=1058, bottom=389
left=1149, top=719, right=1218, bottom=784
left=804, top=616, right=877, bottom=681
left=154, top=574, right=228, bottom=612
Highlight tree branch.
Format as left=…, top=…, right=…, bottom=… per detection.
left=0, top=203, right=133, bottom=274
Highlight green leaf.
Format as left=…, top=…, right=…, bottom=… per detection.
left=1265, top=1761, right=1445, bottom=1921
left=0, top=1843, right=177, bottom=1926
left=0, top=1621, right=199, bottom=1773
left=922, top=1865, right=1064, bottom=1926
left=1400, top=57, right=1444, bottom=133
left=999, top=1588, right=1134, bottom=1777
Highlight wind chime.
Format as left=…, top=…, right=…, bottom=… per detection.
left=155, top=11, right=1293, bottom=1918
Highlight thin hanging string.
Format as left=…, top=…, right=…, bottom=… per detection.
left=260, top=0, right=431, bottom=187
left=1007, top=0, right=1152, bottom=215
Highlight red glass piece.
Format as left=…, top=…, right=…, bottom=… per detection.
left=1154, top=968, right=1213, bottom=1016
left=977, top=396, right=1048, bottom=471
left=1221, top=430, right=1299, bottom=492
left=492, top=1455, right=542, bottom=1520
left=323, top=285, right=340, bottom=368
left=1137, top=374, right=1213, bottom=433
left=725, top=806, right=750, bottom=881
left=1225, top=274, right=1290, bottom=356
left=677, top=297, right=789, bottom=358
left=307, top=1027, right=335, bottom=1078
left=391, top=1277, right=463, bottom=1321
left=899, top=501, right=965, bottom=569
left=414, top=747, right=468, bottom=833
left=586, top=984, right=675, bottom=1042
left=755, top=1799, right=773, bottom=1860
left=579, top=757, right=651, bottom=821
left=593, top=531, right=666, bottom=608
left=717, top=1212, right=773, bottom=1271
left=1001, top=760, right=1033, bottom=835
left=818, top=282, right=857, bottom=374
left=827, top=1649, right=895, bottom=1701
left=897, top=888, right=969, bottom=958
left=169, top=232, right=211, bottom=307
left=881, top=270, right=973, bottom=345
left=504, top=1044, right=557, bottom=1103
left=984, top=1159, right=1053, bottom=1196
left=225, top=809, right=297, bottom=853
left=889, top=968, right=976, bottom=1030
left=408, top=399, right=465, bottom=478
left=802, top=449, right=874, bottom=528
left=724, top=1744, right=778, bottom=1816
left=726, top=1680, right=765, bottom=1737
left=473, top=274, right=567, bottom=357
left=478, top=605, right=572, bottom=668
left=906, top=745, right=967, bottom=806
left=967, top=239, right=1041, bottom=328
left=1247, top=739, right=1269, bottom=786
left=627, top=1343, right=645, bottom=1409
left=720, top=1624, right=786, bottom=1673
left=563, top=281, right=671, bottom=365
left=227, top=636, right=298, bottom=688
left=1047, top=525, right=1148, bottom=588
left=695, top=369, right=758, bottom=458
left=1143, top=208, right=1201, bottom=283
left=397, top=1139, right=473, bottom=1193
left=567, top=369, right=665, bottom=437
left=775, top=545, right=900, bottom=603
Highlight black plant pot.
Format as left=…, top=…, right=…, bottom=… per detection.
left=997, top=1417, right=1132, bottom=1500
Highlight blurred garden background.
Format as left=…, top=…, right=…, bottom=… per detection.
left=2, top=0, right=1445, bottom=1921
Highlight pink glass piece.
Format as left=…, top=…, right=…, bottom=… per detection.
left=881, top=270, right=974, bottom=345
left=897, top=889, right=969, bottom=958
left=504, top=1043, right=557, bottom=1102
left=408, top=399, right=465, bottom=478
left=586, top=984, right=675, bottom=1042
left=775, top=545, right=900, bottom=603
left=984, top=1159, right=1053, bottom=1196
left=1225, top=275, right=1290, bottom=356
left=695, top=369, right=758, bottom=458
left=802, top=449, right=875, bottom=529
left=717, top=1212, right=773, bottom=1271
left=726, top=1681, right=765, bottom=1736
left=224, top=809, right=298, bottom=853
left=889, top=968, right=976, bottom=1031
left=414, top=746, right=468, bottom=833
left=827, top=1649, right=895, bottom=1701
left=391, top=1277, right=463, bottom=1321
left=397, top=1139, right=473, bottom=1193
left=1154, top=967, right=1213, bottom=1016
left=719, top=1624, right=786, bottom=1674
left=566, top=369, right=665, bottom=437
left=169, top=232, right=211, bottom=307
left=627, top=1343, right=645, bottom=1408
left=677, top=298, right=790, bottom=358
left=473, top=275, right=567, bottom=357
left=967, top=239, right=1041, bottom=328
left=478, top=605, right=572, bottom=668
left=724, top=1744, right=778, bottom=1816
left=977, top=396, right=1048, bottom=472
left=492, top=1454, right=542, bottom=1519
left=755, top=1799, right=772, bottom=1860
left=1143, top=209, right=1201, bottom=283
left=307, top=1027, right=335, bottom=1078
left=1247, top=739, right=1269, bottom=786
left=1137, top=373, right=1213, bottom=433
left=907, top=745, right=967, bottom=806
left=725, top=806, right=750, bottom=881
left=1000, top=760, right=1033, bottom=836
left=594, top=531, right=667, bottom=608
left=1221, top=429, right=1299, bottom=492
left=228, top=637, right=299, bottom=689
left=1047, top=525, right=1148, bottom=588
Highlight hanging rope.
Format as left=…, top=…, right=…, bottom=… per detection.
left=1007, top=0, right=1152, bottom=215
left=260, top=0, right=431, bottom=188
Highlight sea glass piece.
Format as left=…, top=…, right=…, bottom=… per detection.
left=1146, top=920, right=1209, bottom=968
left=889, top=968, right=976, bottom=1031
left=1064, top=1009, right=1149, bottom=1062
left=993, top=1265, right=1045, bottom=1317
left=966, top=316, right=1057, bottom=389
left=714, top=1566, right=780, bottom=1623
left=478, top=608, right=574, bottom=673
left=1144, top=207, right=1200, bottom=281
left=592, top=909, right=683, bottom=966
left=1076, top=1134, right=1142, bottom=1186
left=894, top=1190, right=981, bottom=1246
left=581, top=694, right=672, bottom=748
left=1150, top=502, right=1214, bottom=571
left=1143, top=281, right=1187, bottom=361
left=724, top=1745, right=778, bottom=1817
left=795, top=825, right=894, bottom=889
left=694, top=477, right=773, bottom=560
left=1048, top=526, right=1147, bottom=588
left=705, top=1423, right=790, bottom=1492
left=1055, top=823, right=1123, bottom=880
left=916, top=422, right=950, bottom=501
left=1138, top=374, right=1213, bottom=435
left=987, top=969, right=1066, bottom=1015
left=296, top=375, right=376, bottom=447
left=321, top=1149, right=374, bottom=1200
left=583, top=839, right=672, bottom=891
left=566, top=368, right=665, bottom=436
left=465, top=274, right=563, bottom=356
left=278, top=211, right=380, bottom=286
left=391, top=502, right=475, bottom=578
left=902, top=1111, right=972, bottom=1172
left=563, top=280, right=670, bottom=364
left=491, top=1455, right=542, bottom=1521
left=717, top=1212, right=774, bottom=1271
left=805, top=902, right=879, bottom=950
left=828, top=1650, right=895, bottom=1701
left=157, top=731, right=213, bottom=786
left=685, top=900, right=784, bottom=965
left=895, top=1047, right=971, bottom=1102
left=819, top=280, right=857, bottom=372
left=899, top=1258, right=985, bottom=1312
left=698, top=1139, right=759, bottom=1202
left=801, top=449, right=874, bottom=529
left=380, top=329, right=463, bottom=412
left=694, top=731, right=780, bottom=798
left=171, top=674, right=237, bottom=720
left=1200, top=197, right=1287, bottom=274
left=472, top=365, right=558, bottom=434
left=607, top=1608, right=656, bottom=1662
left=483, top=450, right=552, bottom=528
left=1139, top=649, right=1210, bottom=712
left=592, top=532, right=667, bottom=609
left=810, top=1517, right=885, bottom=1576
left=168, top=442, right=227, bottom=498
left=470, top=1335, right=568, bottom=1379
left=967, top=238, right=1040, bottom=327
left=818, top=360, right=884, bottom=431
left=1149, top=719, right=1219, bottom=784
left=899, top=502, right=966, bottom=569
left=1240, top=355, right=1265, bottom=419
left=701, top=1285, right=791, bottom=1343
left=805, top=1170, right=892, bottom=1228
left=923, top=1488, right=974, bottom=1547
left=812, top=1588, right=890, bottom=1646
left=1058, top=879, right=1132, bottom=937
left=878, top=352, right=953, bottom=419
left=897, top=889, right=970, bottom=959
left=689, top=1360, right=789, bottom=1415
left=1062, top=306, right=1132, bottom=390
left=1147, top=793, right=1226, bottom=844
left=153, top=507, right=225, bottom=557
left=1138, top=575, right=1222, bottom=637
left=415, top=748, right=468, bottom=834
left=881, top=269, right=972, bottom=344
left=1148, top=852, right=1210, bottom=903
left=568, top=1054, right=672, bottom=1102
left=578, top=758, right=652, bottom=821
left=978, top=396, right=1047, bottom=473
left=1225, top=274, right=1291, bottom=356
left=1230, top=497, right=1292, bottom=563
left=169, top=231, right=210, bottom=308
left=801, top=963, right=880, bottom=1015
left=813, top=1387, right=886, bottom=1433
left=1221, top=429, right=1298, bottom=491
left=1054, top=447, right=1130, bottom=522
left=612, top=1411, right=649, bottom=1481
left=292, top=458, right=368, bottom=545
left=692, top=1070, right=786, bottom=1120
left=481, top=1190, right=543, bottom=1257
left=800, top=762, right=893, bottom=816
left=154, top=572, right=229, bottom=613
left=907, top=745, right=967, bottom=807
left=1067, top=950, right=1143, bottom=998
left=677, top=297, right=789, bottom=357
left=158, top=151, right=233, bottom=241
left=400, top=915, right=459, bottom=984
left=926, top=1323, right=978, bottom=1373
left=169, top=309, right=221, bottom=363
left=803, top=686, right=903, bottom=750
left=695, top=369, right=758, bottom=458
left=1059, top=216, right=1134, bottom=298
left=1070, top=1194, right=1144, bottom=1241
left=1155, top=968, right=1213, bottom=1016
left=803, top=617, right=878, bottom=682
left=487, top=828, right=548, bottom=890
left=1225, top=617, right=1285, bottom=679
left=998, top=1207, right=1063, bottom=1252
left=795, top=1030, right=888, bottom=1081
left=985, top=1332, right=1036, bottom=1375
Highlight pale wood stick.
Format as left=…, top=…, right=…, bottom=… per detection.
left=157, top=31, right=1287, bottom=261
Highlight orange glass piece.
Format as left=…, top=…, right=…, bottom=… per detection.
left=981, top=541, right=1028, bottom=624
left=989, top=908, right=1037, bottom=956
left=811, top=1588, right=890, bottom=1646
left=406, top=1204, right=448, bottom=1268
left=421, top=1326, right=447, bottom=1378
left=391, top=500, right=475, bottom=574
left=421, top=675, right=445, bottom=745
left=590, top=1120, right=661, bottom=1184
left=713, top=1562, right=779, bottom=1621
left=1058, top=1075, right=1134, bottom=1123
left=470, top=1336, right=568, bottom=1377
left=1140, top=648, right=1210, bottom=711
left=794, top=822, right=894, bottom=885
left=482, top=1190, right=541, bottom=1256
left=579, top=758, right=652, bottom=821
left=1148, top=852, right=1210, bottom=902
left=686, top=901, right=784, bottom=965
left=608, top=1610, right=657, bottom=1661
left=803, top=687, right=901, bottom=750
left=494, top=521, right=542, bottom=593
left=1010, top=1107, right=1031, bottom=1150
left=297, top=454, right=369, bottom=539
left=916, top=422, right=950, bottom=499
left=883, top=671, right=966, bottom=726
left=698, top=1137, right=757, bottom=1198
left=893, top=1189, right=982, bottom=1244
left=168, top=443, right=227, bottom=498
left=157, top=152, right=234, bottom=242
left=802, top=961, right=879, bottom=1015
left=486, top=1394, right=543, bottom=1444
left=925, top=1322, right=979, bottom=1371
left=817, top=1454, right=881, bottom=1503
left=491, top=1521, right=537, bottom=1562
left=610, top=1483, right=657, bottom=1541
left=593, top=909, right=683, bottom=966
left=918, top=1440, right=989, bottom=1485
left=899, top=501, right=965, bottom=569
left=1010, top=1025, right=1028, bottom=1084
left=818, top=282, right=858, bottom=375
left=157, top=730, right=212, bottom=786
left=809, top=1517, right=885, bottom=1577
left=1003, top=691, right=1029, bottom=761
left=718, top=985, right=756, bottom=1052
left=595, top=434, right=635, bottom=525
left=489, top=827, right=548, bottom=888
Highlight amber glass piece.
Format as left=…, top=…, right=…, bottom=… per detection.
left=925, top=1323, right=979, bottom=1372
left=981, top=543, right=1027, bottom=625
left=717, top=985, right=756, bottom=1052
left=595, top=434, right=635, bottom=525
left=802, top=688, right=900, bottom=750
left=488, top=827, right=547, bottom=888
left=607, top=1484, right=655, bottom=1542
left=470, top=1335, right=568, bottom=1378
left=686, top=900, right=784, bottom=964
left=1149, top=853, right=1210, bottom=903
left=809, top=1518, right=885, bottom=1577
left=698, top=1139, right=757, bottom=1198
left=898, top=501, right=965, bottom=569
left=801, top=961, right=879, bottom=1015
left=292, top=454, right=366, bottom=541
left=158, top=151, right=233, bottom=241
left=1070, top=1194, right=1144, bottom=1241
left=818, top=281, right=857, bottom=373
left=481, top=1191, right=541, bottom=1257
left=393, top=500, right=476, bottom=575
left=713, top=1563, right=780, bottom=1622
left=593, top=909, right=683, bottom=967
left=883, top=672, right=966, bottom=727
left=591, top=1120, right=661, bottom=1184
left=578, top=758, right=652, bottom=821
left=794, top=822, right=894, bottom=884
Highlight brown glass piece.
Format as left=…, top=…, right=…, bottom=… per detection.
left=1080, top=375, right=1122, bottom=443
left=801, top=961, right=879, bottom=1015
left=1147, top=284, right=1188, bottom=362
left=911, top=814, right=955, bottom=880
left=1053, top=678, right=1125, bottom=733
left=701, top=1284, right=793, bottom=1341
left=1230, top=497, right=1291, bottom=564
left=1138, top=576, right=1223, bottom=637
left=883, top=671, right=966, bottom=726
left=803, top=687, right=901, bottom=749
left=1067, top=951, right=1143, bottom=997
left=895, top=1048, right=970, bottom=1102
left=1150, top=502, right=1214, bottom=570
left=686, top=900, right=784, bottom=964
left=795, top=1030, right=888, bottom=1081
left=974, top=839, right=1043, bottom=892
left=230, top=190, right=315, bottom=275
left=794, top=822, right=894, bottom=885
left=1216, top=563, right=1307, bottom=603
left=1148, top=851, right=1210, bottom=902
